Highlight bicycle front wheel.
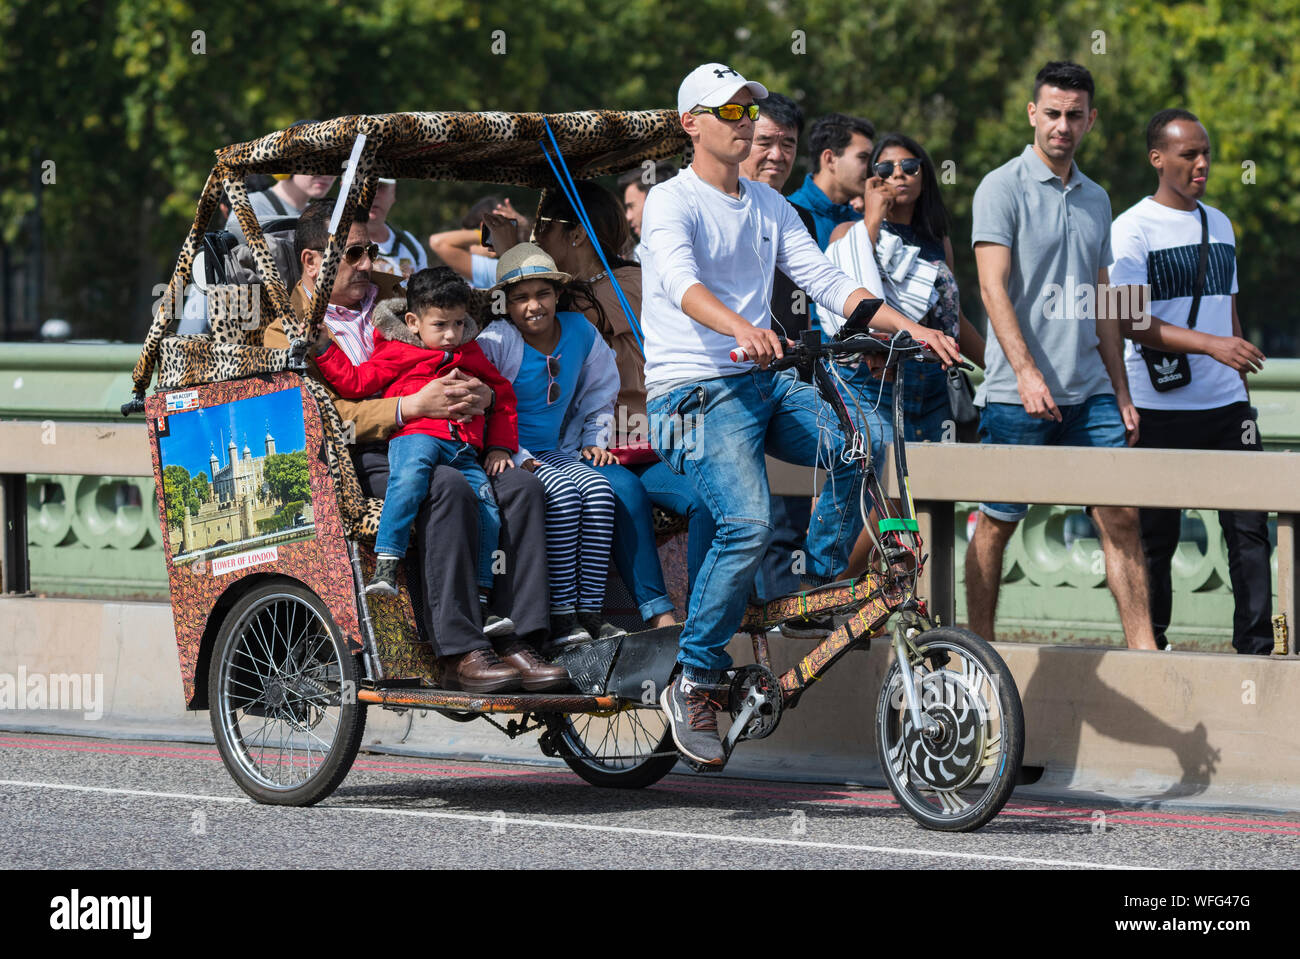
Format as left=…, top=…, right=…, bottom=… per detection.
left=875, top=627, right=1023, bottom=832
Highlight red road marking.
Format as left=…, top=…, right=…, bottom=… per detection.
left=3, top=734, right=1299, bottom=836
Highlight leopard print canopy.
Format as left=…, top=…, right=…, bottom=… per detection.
left=127, top=110, right=687, bottom=400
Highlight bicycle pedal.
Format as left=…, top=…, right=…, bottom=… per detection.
left=680, top=755, right=729, bottom=774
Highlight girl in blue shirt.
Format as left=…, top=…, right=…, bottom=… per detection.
left=476, top=244, right=625, bottom=646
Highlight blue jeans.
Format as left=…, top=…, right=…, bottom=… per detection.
left=593, top=462, right=674, bottom=621
left=648, top=368, right=865, bottom=674
left=378, top=434, right=499, bottom=591
left=978, top=393, right=1126, bottom=522
left=824, top=360, right=891, bottom=470
left=845, top=360, right=952, bottom=444
left=628, top=459, right=714, bottom=599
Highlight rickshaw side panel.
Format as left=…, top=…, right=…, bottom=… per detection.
left=355, top=546, right=439, bottom=685
left=145, top=372, right=363, bottom=707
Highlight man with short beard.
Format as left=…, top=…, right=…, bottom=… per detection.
left=367, top=178, right=428, bottom=278
left=1111, top=108, right=1270, bottom=653
left=618, top=162, right=677, bottom=262
left=787, top=112, right=876, bottom=250
left=965, top=60, right=1155, bottom=650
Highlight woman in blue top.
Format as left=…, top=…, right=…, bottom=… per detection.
left=475, top=243, right=625, bottom=647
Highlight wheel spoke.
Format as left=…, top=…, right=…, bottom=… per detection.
left=934, top=788, right=971, bottom=815
left=216, top=591, right=354, bottom=794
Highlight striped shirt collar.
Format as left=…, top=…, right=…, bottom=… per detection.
left=321, top=284, right=379, bottom=365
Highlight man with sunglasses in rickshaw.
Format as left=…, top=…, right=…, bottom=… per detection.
left=265, top=199, right=561, bottom=693
left=641, top=64, right=963, bottom=767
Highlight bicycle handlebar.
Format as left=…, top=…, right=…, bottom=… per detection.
left=731, top=332, right=971, bottom=371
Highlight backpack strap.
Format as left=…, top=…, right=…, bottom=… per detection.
left=1187, top=203, right=1210, bottom=330
left=263, top=188, right=289, bottom=217
left=393, top=228, right=422, bottom=265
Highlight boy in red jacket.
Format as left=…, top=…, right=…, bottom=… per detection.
left=314, top=267, right=519, bottom=599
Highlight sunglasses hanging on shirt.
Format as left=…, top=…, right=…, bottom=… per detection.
left=545, top=354, right=561, bottom=405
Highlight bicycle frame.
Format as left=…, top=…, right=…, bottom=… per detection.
left=739, top=329, right=939, bottom=729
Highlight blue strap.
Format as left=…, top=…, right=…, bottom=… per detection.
left=539, top=119, right=644, bottom=347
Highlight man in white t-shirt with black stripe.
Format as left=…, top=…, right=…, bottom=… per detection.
left=642, top=63, right=961, bottom=765
left=1111, top=108, right=1271, bottom=654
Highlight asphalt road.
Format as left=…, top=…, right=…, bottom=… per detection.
left=1, top=730, right=1297, bottom=871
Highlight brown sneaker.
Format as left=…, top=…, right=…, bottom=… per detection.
left=496, top=638, right=572, bottom=692
left=437, top=647, right=522, bottom=694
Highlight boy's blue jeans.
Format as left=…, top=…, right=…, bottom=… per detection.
left=647, top=368, right=865, bottom=674
left=377, top=434, right=499, bottom=591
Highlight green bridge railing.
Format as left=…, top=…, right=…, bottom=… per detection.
left=4, top=343, right=1299, bottom=650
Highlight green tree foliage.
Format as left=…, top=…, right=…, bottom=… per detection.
left=192, top=470, right=209, bottom=504
left=161, top=463, right=191, bottom=527
left=2, top=0, right=1297, bottom=349
left=256, top=499, right=305, bottom=534
left=263, top=450, right=310, bottom=505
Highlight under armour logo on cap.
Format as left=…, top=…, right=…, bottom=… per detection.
left=713, top=68, right=739, bottom=78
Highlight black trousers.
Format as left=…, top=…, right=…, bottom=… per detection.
left=354, top=445, right=551, bottom=656
left=1135, top=401, right=1272, bottom=654
left=753, top=494, right=813, bottom=602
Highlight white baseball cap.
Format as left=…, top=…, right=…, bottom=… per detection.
left=676, top=63, right=768, bottom=118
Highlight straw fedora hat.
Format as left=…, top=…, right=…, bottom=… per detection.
left=492, top=242, right=572, bottom=291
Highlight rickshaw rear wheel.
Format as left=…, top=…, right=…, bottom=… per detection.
left=208, top=580, right=366, bottom=806
left=548, top=708, right=678, bottom=789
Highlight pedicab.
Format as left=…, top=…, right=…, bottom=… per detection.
left=122, top=110, right=1023, bottom=831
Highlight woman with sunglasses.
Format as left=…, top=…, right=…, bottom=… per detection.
left=485, top=182, right=715, bottom=631
left=475, top=243, right=627, bottom=647
left=825, top=133, right=986, bottom=443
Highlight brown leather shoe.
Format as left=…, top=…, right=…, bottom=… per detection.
left=437, top=647, right=522, bottom=694
left=495, top=638, right=571, bottom=692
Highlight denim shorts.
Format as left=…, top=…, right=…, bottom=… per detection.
left=978, top=393, right=1126, bottom=522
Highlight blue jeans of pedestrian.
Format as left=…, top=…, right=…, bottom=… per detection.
left=377, top=434, right=499, bottom=591
left=824, top=360, right=891, bottom=470
left=977, top=393, right=1126, bottom=522
left=843, top=360, right=952, bottom=445
left=648, top=368, right=865, bottom=675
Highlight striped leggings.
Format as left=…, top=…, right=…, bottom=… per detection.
left=531, top=450, right=615, bottom=613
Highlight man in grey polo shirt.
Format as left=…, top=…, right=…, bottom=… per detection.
left=965, top=61, right=1156, bottom=650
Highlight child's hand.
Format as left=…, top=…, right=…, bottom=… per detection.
left=520, top=458, right=540, bottom=472
left=484, top=449, right=514, bottom=476
left=581, top=445, right=617, bottom=466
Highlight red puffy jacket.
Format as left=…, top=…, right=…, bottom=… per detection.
left=316, top=333, right=518, bottom=452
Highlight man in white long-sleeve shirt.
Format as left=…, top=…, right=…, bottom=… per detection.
left=644, top=63, right=961, bottom=767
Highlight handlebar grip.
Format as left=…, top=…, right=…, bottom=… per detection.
left=730, top=347, right=750, bottom=363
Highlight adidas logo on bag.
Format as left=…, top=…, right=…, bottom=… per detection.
left=1154, top=357, right=1180, bottom=377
